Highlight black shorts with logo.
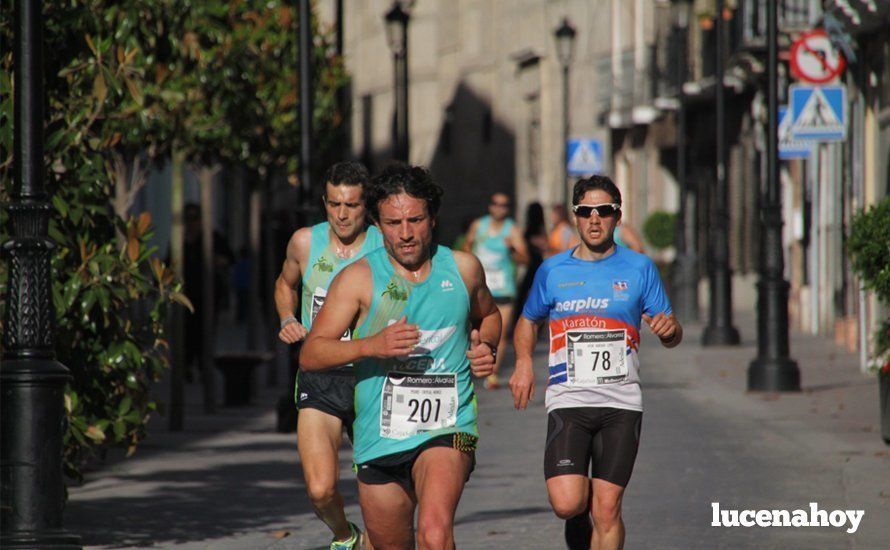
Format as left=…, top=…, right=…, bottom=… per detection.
left=544, top=407, right=642, bottom=487
left=295, top=369, right=356, bottom=438
left=356, top=432, right=478, bottom=493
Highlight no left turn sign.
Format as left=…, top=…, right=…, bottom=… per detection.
left=790, top=29, right=846, bottom=84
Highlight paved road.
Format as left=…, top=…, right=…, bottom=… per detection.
left=67, top=314, right=890, bottom=548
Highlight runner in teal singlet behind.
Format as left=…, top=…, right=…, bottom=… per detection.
left=463, top=192, right=529, bottom=390
left=274, top=161, right=381, bottom=550
left=301, top=164, right=502, bottom=549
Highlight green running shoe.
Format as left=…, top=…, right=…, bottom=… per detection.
left=330, top=522, right=361, bottom=550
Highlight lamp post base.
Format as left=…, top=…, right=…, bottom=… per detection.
left=702, top=324, right=740, bottom=346
left=747, top=356, right=801, bottom=392
left=0, top=531, right=82, bottom=549
left=672, top=253, right=699, bottom=323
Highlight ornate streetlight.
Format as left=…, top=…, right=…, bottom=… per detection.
left=672, top=0, right=700, bottom=323
left=385, top=2, right=410, bottom=162
left=1, top=0, right=81, bottom=546
left=554, top=17, right=576, bottom=207
left=748, top=0, right=801, bottom=391
left=702, top=0, right=741, bottom=346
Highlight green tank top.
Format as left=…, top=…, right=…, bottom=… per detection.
left=352, top=245, right=479, bottom=463
left=472, top=215, right=517, bottom=298
left=300, top=222, right=382, bottom=330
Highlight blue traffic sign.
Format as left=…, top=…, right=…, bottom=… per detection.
left=789, top=85, right=846, bottom=141
left=779, top=106, right=811, bottom=160
left=567, top=138, right=603, bottom=176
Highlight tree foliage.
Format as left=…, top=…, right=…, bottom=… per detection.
left=0, top=0, right=347, bottom=479
left=642, top=211, right=677, bottom=250
left=847, top=197, right=890, bottom=367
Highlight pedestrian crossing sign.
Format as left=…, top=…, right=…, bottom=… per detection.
left=779, top=106, right=811, bottom=160
left=566, top=138, right=603, bottom=176
left=789, top=85, right=846, bottom=141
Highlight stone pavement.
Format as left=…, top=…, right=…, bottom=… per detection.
left=66, top=311, right=890, bottom=549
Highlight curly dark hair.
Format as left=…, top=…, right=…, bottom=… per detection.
left=366, top=164, right=444, bottom=222
left=572, top=174, right=622, bottom=206
left=322, top=161, right=370, bottom=191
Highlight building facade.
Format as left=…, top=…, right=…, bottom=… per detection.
left=648, top=0, right=889, bottom=366
left=332, top=0, right=674, bottom=246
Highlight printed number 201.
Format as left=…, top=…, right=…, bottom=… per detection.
left=408, top=398, right=442, bottom=423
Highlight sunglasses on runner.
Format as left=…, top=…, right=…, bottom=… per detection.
left=572, top=203, right=620, bottom=218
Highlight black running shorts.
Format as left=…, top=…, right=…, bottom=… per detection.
left=295, top=369, right=356, bottom=438
left=356, top=432, right=478, bottom=493
left=544, top=407, right=642, bottom=487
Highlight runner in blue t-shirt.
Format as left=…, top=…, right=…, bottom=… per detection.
left=509, top=175, right=683, bottom=550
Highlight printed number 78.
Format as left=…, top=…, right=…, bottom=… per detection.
left=590, top=350, right=612, bottom=371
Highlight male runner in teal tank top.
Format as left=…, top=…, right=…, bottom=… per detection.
left=301, top=164, right=502, bottom=549
left=462, top=192, right=529, bottom=390
left=274, top=161, right=381, bottom=550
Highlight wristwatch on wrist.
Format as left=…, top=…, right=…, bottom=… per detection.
left=280, top=316, right=297, bottom=330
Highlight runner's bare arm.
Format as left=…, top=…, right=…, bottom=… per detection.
left=299, top=261, right=421, bottom=370
left=461, top=220, right=478, bottom=253
left=510, top=316, right=542, bottom=409
left=642, top=312, right=683, bottom=348
left=509, top=224, right=531, bottom=265
left=455, top=250, right=501, bottom=377
left=274, top=228, right=311, bottom=343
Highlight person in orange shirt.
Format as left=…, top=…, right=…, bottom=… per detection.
left=548, top=204, right=579, bottom=256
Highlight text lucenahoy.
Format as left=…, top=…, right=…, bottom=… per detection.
left=711, top=502, right=864, bottom=534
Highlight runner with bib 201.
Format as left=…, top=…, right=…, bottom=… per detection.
left=274, top=161, right=382, bottom=550
left=300, top=164, right=502, bottom=549
left=509, top=175, right=683, bottom=550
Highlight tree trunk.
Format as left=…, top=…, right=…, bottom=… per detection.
left=169, top=150, right=186, bottom=431
left=247, top=180, right=264, bottom=353
left=199, top=166, right=217, bottom=414
left=263, top=181, right=279, bottom=387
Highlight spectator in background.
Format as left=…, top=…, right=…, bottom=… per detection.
left=615, top=223, right=645, bottom=253
left=513, top=202, right=548, bottom=328
left=181, top=203, right=235, bottom=381
left=452, top=215, right=474, bottom=252
left=232, top=247, right=251, bottom=322
left=548, top=204, right=579, bottom=255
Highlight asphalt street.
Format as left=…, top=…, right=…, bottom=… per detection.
left=67, top=313, right=890, bottom=549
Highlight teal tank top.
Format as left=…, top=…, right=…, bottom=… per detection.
left=352, top=245, right=479, bottom=463
left=300, top=222, right=382, bottom=330
left=614, top=226, right=626, bottom=248
left=472, top=215, right=517, bottom=298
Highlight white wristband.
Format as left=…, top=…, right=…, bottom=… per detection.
left=280, top=316, right=297, bottom=330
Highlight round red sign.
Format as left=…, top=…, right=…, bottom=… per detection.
left=790, top=29, right=846, bottom=84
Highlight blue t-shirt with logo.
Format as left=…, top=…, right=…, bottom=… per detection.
left=521, top=245, right=672, bottom=412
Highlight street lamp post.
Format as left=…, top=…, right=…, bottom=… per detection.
left=554, top=17, right=576, bottom=207
left=672, top=1, right=700, bottom=323
left=385, top=2, right=410, bottom=162
left=747, top=0, right=801, bottom=391
left=702, top=0, right=741, bottom=346
left=1, top=0, right=81, bottom=547
left=299, top=0, right=313, bottom=210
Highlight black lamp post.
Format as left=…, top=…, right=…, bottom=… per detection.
left=554, top=17, right=576, bottom=207
left=385, top=2, right=410, bottom=162
left=702, top=0, right=741, bottom=346
left=672, top=1, right=700, bottom=323
left=747, top=0, right=801, bottom=391
left=299, top=0, right=313, bottom=210
left=1, top=0, right=81, bottom=547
